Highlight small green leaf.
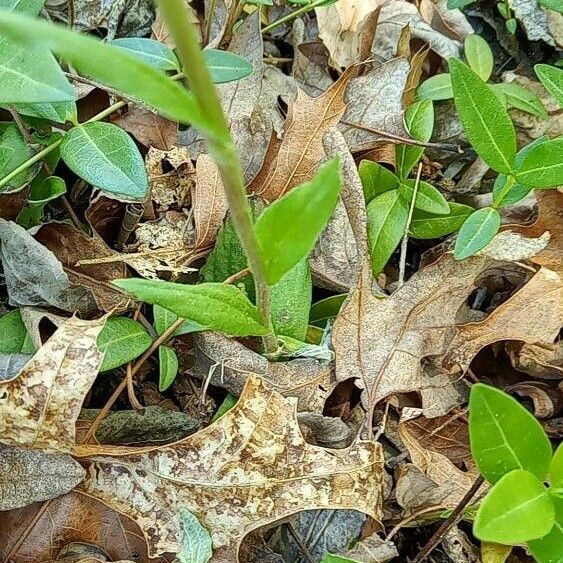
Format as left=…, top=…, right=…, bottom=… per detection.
left=535, top=64, right=563, bottom=106
left=528, top=496, right=563, bottom=563
left=450, top=58, right=516, bottom=174
left=212, top=393, right=238, bottom=421
left=464, top=34, right=494, bottom=81
left=396, top=99, right=434, bottom=180
left=505, top=18, right=517, bottom=34
left=153, top=304, right=204, bottom=337
left=0, top=309, right=34, bottom=354
left=514, top=137, right=563, bottom=189
left=158, top=344, right=179, bottom=392
left=270, top=258, right=311, bottom=340
left=550, top=444, right=563, bottom=491
left=203, top=49, right=253, bottom=83
left=110, top=38, right=179, bottom=71
left=469, top=383, right=553, bottom=484
left=474, top=469, right=555, bottom=544
left=492, top=175, right=531, bottom=208
left=97, top=317, right=152, bottom=372
left=417, top=73, right=453, bottom=101
left=309, top=294, right=347, bottom=328
left=367, top=189, right=409, bottom=276
left=358, top=160, right=399, bottom=203
left=61, top=122, right=148, bottom=202
left=410, top=202, right=473, bottom=239
left=114, top=279, right=269, bottom=337
left=492, top=82, right=548, bottom=119
left=399, top=179, right=449, bottom=215
left=447, top=0, right=475, bottom=8
left=8, top=100, right=77, bottom=124
left=177, top=507, right=213, bottom=563
left=255, top=158, right=341, bottom=285
left=497, top=1, right=510, bottom=18
left=0, top=122, right=33, bottom=192
left=18, top=175, right=66, bottom=227
left=453, top=207, right=500, bottom=260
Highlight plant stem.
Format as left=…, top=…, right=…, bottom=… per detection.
left=491, top=174, right=516, bottom=208
left=157, top=0, right=277, bottom=353
left=262, top=0, right=329, bottom=33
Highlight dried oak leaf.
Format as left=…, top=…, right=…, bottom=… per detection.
left=0, top=316, right=105, bottom=453
left=74, top=376, right=384, bottom=561
left=507, top=341, right=563, bottom=379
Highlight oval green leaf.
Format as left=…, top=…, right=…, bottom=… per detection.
left=309, top=294, right=347, bottom=328
left=203, top=49, right=253, bottom=84
left=9, top=100, right=77, bottom=124
left=358, top=160, right=399, bottom=203
left=153, top=304, right=204, bottom=337
left=464, top=34, right=494, bottom=81
left=492, top=82, right=548, bottom=119
left=469, top=383, right=553, bottom=484
left=114, top=279, right=269, bottom=337
left=61, top=122, right=148, bottom=202
left=528, top=496, right=563, bottom=563
left=535, top=64, right=563, bottom=106
left=514, top=137, right=563, bottom=189
left=474, top=469, right=555, bottom=544
left=453, top=207, right=500, bottom=260
left=410, top=202, right=473, bottom=239
left=450, top=58, right=516, bottom=174
left=177, top=508, right=213, bottom=563
left=0, top=122, right=33, bottom=192
left=110, top=38, right=179, bottom=71
left=417, top=73, right=453, bottom=101
left=400, top=179, right=449, bottom=215
left=159, top=344, right=179, bottom=392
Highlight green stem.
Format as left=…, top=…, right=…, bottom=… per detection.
left=262, top=0, right=329, bottom=33
left=157, top=0, right=277, bottom=353
left=492, top=175, right=516, bottom=209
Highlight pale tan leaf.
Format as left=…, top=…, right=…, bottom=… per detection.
left=481, top=542, right=512, bottom=563
left=506, top=340, right=563, bottom=379
left=0, top=316, right=105, bottom=453
left=75, top=376, right=384, bottom=561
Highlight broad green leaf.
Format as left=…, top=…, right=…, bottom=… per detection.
left=0, top=122, right=33, bottom=191
left=1, top=0, right=45, bottom=15
left=0, top=309, right=34, bottom=354
left=309, top=294, right=347, bottom=328
left=321, top=555, right=362, bottom=563
left=447, top=0, right=475, bottom=8
left=535, top=64, right=563, bottom=106
left=474, top=469, right=554, bottom=544
left=10, top=100, right=76, bottom=124
left=450, top=58, right=516, bottom=174
left=492, top=82, right=548, bottom=119
left=464, top=34, right=494, bottom=81
left=255, top=158, right=341, bottom=285
left=367, top=189, right=409, bottom=276
left=153, top=304, right=204, bottom=337
left=212, top=393, right=238, bottom=422
left=528, top=496, right=563, bottom=563
left=159, top=344, right=179, bottom=392
left=203, top=49, right=253, bottom=83
left=358, top=160, right=399, bottom=203
left=469, top=383, right=553, bottom=483
left=399, top=179, right=449, bottom=215
left=110, top=38, right=179, bottom=71
left=270, top=258, right=311, bottom=340
left=113, top=279, right=269, bottom=337
left=0, top=12, right=209, bottom=131
left=551, top=444, right=563, bottom=491
left=18, top=175, right=66, bottom=227
left=396, top=99, right=434, bottom=180
left=514, top=137, right=563, bottom=189
left=97, top=317, right=152, bottom=372
left=177, top=507, right=213, bottom=563
left=410, top=202, right=473, bottom=239
left=417, top=73, right=453, bottom=101
left=539, top=0, right=563, bottom=12
left=61, top=122, right=148, bottom=202
left=453, top=207, right=500, bottom=260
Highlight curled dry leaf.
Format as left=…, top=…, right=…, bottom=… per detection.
left=0, top=316, right=105, bottom=453
left=75, top=376, right=384, bottom=561
left=0, top=444, right=85, bottom=511
left=192, top=331, right=334, bottom=413
left=292, top=38, right=334, bottom=97
left=340, top=533, right=399, bottom=562
left=506, top=381, right=561, bottom=419
left=507, top=341, right=563, bottom=379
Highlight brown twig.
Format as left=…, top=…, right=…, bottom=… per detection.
left=223, top=267, right=251, bottom=285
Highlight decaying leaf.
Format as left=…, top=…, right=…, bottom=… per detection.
left=0, top=316, right=105, bottom=453
left=507, top=341, right=563, bottom=379
left=292, top=38, right=334, bottom=97
left=74, top=376, right=383, bottom=561
left=340, top=533, right=399, bottom=562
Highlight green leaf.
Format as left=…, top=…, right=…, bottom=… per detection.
left=158, top=344, right=179, bottom=392
left=61, top=122, right=148, bottom=202
left=97, top=317, right=152, bottom=372
left=474, top=469, right=555, bottom=544
left=8, top=100, right=77, bottom=124
left=270, top=258, right=311, bottom=340
left=321, top=555, right=362, bottom=563
left=1, top=0, right=45, bottom=15
left=309, top=294, right=347, bottom=328
left=110, top=38, right=179, bottom=71
left=153, top=304, right=204, bottom=337
left=535, top=64, right=563, bottom=106
left=177, top=507, right=213, bottom=563
left=469, top=383, right=553, bottom=484
left=399, top=179, right=449, bottom=215
left=367, top=189, right=409, bottom=276
left=396, top=99, right=434, bottom=180
left=255, top=158, right=341, bottom=285
left=551, top=444, right=563, bottom=491
left=18, top=175, right=66, bottom=227
left=539, top=0, right=563, bottom=13
left=0, top=12, right=209, bottom=131
left=410, top=202, right=473, bottom=239
left=417, top=73, right=453, bottom=101
left=212, top=393, right=238, bottom=421
left=453, top=207, right=500, bottom=260
left=450, top=58, right=516, bottom=174
left=0, top=122, right=33, bottom=192
left=528, top=496, right=563, bottom=563
left=505, top=18, right=517, bottom=34
left=497, top=1, right=510, bottom=18
left=492, top=82, right=548, bottom=119
left=464, top=34, right=494, bottom=81
left=0, top=309, right=34, bottom=354
left=447, top=0, right=475, bottom=8
left=203, top=49, right=253, bottom=84
left=358, top=160, right=399, bottom=203
left=113, top=279, right=269, bottom=337
left=514, top=137, right=563, bottom=189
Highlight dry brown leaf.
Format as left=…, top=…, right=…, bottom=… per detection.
left=292, top=40, right=334, bottom=97
left=75, top=375, right=384, bottom=561
left=340, top=533, right=398, bottom=562
left=0, top=316, right=105, bottom=453
left=419, top=0, right=474, bottom=42
left=192, top=331, right=334, bottom=412
left=443, top=267, right=562, bottom=373
left=507, top=341, right=563, bottom=379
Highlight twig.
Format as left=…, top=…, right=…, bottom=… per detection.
left=286, top=522, right=316, bottom=563
left=223, top=267, right=250, bottom=285
left=398, top=163, right=422, bottom=289
left=262, top=0, right=330, bottom=34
